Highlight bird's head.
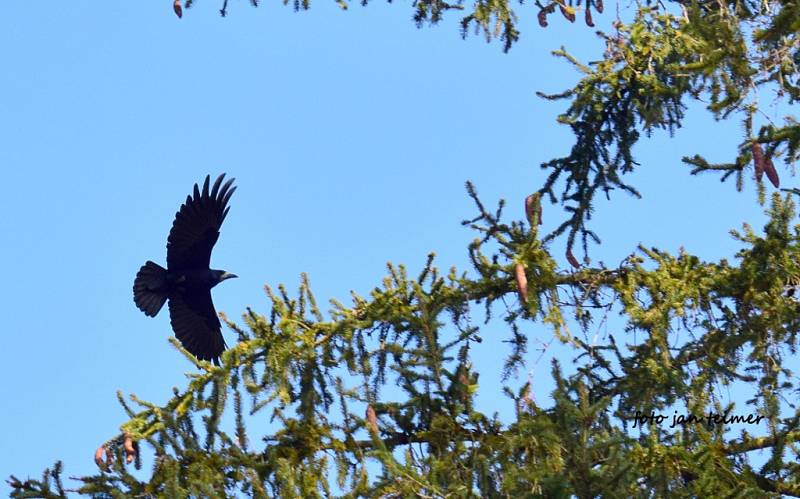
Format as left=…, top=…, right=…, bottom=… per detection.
left=212, top=269, right=238, bottom=285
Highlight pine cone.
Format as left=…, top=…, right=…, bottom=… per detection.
left=585, top=6, right=594, bottom=27
left=525, top=194, right=542, bottom=226
left=566, top=249, right=581, bottom=269
left=94, top=446, right=110, bottom=471
left=752, top=142, right=765, bottom=182
left=123, top=434, right=137, bottom=464
left=366, top=405, right=378, bottom=434
left=764, top=155, right=780, bottom=188
left=515, top=263, right=528, bottom=304
left=538, top=9, right=549, bottom=27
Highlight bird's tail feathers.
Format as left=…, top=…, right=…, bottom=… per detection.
left=134, top=261, right=168, bottom=317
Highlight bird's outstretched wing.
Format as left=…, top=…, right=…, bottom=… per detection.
left=167, top=174, right=236, bottom=270
left=168, top=289, right=227, bottom=365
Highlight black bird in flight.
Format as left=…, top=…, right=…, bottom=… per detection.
left=133, top=174, right=237, bottom=365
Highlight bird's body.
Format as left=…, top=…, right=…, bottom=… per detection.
left=170, top=268, right=233, bottom=290
left=133, top=174, right=237, bottom=365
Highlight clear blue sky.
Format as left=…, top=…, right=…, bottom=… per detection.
left=0, top=1, right=781, bottom=492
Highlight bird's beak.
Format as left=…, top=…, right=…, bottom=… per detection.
left=222, top=272, right=238, bottom=281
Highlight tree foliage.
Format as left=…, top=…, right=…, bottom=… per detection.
left=9, top=0, right=800, bottom=497
left=184, top=0, right=800, bottom=257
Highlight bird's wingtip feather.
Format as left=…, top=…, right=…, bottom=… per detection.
left=211, top=174, right=224, bottom=198
left=221, top=185, right=236, bottom=208
left=202, top=175, right=210, bottom=200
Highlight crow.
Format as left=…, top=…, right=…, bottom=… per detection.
left=133, top=174, right=237, bottom=365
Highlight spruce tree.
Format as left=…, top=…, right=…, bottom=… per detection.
left=9, top=0, right=800, bottom=496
